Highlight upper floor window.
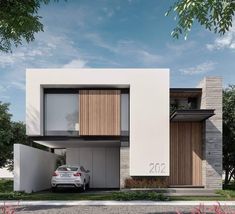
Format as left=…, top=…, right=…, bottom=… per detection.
left=44, top=92, right=79, bottom=136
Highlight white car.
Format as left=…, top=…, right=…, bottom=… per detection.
left=51, top=165, right=90, bottom=191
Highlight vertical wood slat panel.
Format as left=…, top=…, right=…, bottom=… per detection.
left=168, top=122, right=178, bottom=185
left=79, top=90, right=120, bottom=136
left=192, top=122, right=202, bottom=186
left=169, top=122, right=202, bottom=186
left=79, top=90, right=89, bottom=135
left=180, top=122, right=192, bottom=185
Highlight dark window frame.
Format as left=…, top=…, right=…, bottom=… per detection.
left=43, top=88, right=130, bottom=137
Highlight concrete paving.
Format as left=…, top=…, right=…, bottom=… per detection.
left=14, top=205, right=235, bottom=214
left=1, top=201, right=235, bottom=214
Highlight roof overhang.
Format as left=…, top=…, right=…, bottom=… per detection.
left=170, top=109, right=215, bottom=122
left=170, top=88, right=202, bottom=98
left=28, top=135, right=128, bottom=148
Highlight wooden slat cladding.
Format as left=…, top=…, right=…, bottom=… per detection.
left=192, top=122, right=202, bottom=185
left=79, top=90, right=120, bottom=136
left=168, top=122, right=202, bottom=186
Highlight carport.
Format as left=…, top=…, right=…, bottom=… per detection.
left=14, top=139, right=121, bottom=193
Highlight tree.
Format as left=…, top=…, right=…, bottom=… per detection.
left=0, top=0, right=51, bottom=53
left=7, top=122, right=27, bottom=171
left=0, top=102, right=13, bottom=168
left=166, top=0, right=235, bottom=39
left=0, top=101, right=26, bottom=170
left=223, top=85, right=235, bottom=186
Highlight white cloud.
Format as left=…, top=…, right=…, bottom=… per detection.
left=85, top=33, right=117, bottom=53
left=180, top=61, right=216, bottom=75
left=11, top=81, right=25, bottom=91
left=0, top=85, right=8, bottom=93
left=206, top=21, right=235, bottom=50
left=166, top=41, right=196, bottom=55
left=0, top=85, right=11, bottom=101
left=134, top=50, right=163, bottom=64
left=0, top=95, right=10, bottom=101
left=63, top=59, right=88, bottom=68
left=102, top=7, right=114, bottom=17
left=85, top=33, right=164, bottom=65
left=0, top=30, right=90, bottom=96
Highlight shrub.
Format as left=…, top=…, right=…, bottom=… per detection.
left=124, top=177, right=167, bottom=188
left=112, top=191, right=167, bottom=201
left=0, top=180, right=13, bottom=193
left=0, top=192, right=27, bottom=200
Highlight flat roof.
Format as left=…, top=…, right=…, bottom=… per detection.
left=170, top=109, right=214, bottom=122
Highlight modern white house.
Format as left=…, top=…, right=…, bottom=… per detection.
left=14, top=69, right=222, bottom=193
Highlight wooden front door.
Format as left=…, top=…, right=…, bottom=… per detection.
left=168, top=122, right=203, bottom=186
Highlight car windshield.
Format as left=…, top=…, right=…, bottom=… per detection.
left=57, top=166, right=78, bottom=172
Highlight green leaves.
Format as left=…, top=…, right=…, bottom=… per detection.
left=0, top=101, right=26, bottom=170
left=223, top=85, right=235, bottom=186
left=166, top=0, right=235, bottom=39
left=0, top=0, right=52, bottom=53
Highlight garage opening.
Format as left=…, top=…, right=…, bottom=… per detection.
left=66, top=147, right=120, bottom=188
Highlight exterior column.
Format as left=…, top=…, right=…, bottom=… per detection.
left=198, top=77, right=223, bottom=189
left=120, top=145, right=130, bottom=188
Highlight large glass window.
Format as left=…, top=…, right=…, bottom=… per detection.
left=45, top=93, right=79, bottom=136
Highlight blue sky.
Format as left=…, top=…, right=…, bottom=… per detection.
left=0, top=0, right=235, bottom=122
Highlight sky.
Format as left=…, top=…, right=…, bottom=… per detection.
left=0, top=0, right=235, bottom=122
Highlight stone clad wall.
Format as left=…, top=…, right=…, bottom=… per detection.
left=198, top=77, right=223, bottom=189
left=120, top=146, right=130, bottom=188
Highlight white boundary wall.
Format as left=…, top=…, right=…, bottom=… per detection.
left=14, top=144, right=59, bottom=193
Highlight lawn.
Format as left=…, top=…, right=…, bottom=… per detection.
left=0, top=179, right=234, bottom=201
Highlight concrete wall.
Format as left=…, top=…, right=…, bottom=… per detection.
left=14, top=144, right=59, bottom=193
left=26, top=69, right=169, bottom=177
left=198, top=77, right=223, bottom=189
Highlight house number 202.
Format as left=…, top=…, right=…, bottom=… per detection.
left=149, top=162, right=166, bottom=174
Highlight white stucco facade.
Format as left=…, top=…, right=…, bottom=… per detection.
left=26, top=68, right=169, bottom=176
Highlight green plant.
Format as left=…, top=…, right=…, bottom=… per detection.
left=112, top=191, right=167, bottom=201
left=56, top=152, right=66, bottom=168
left=0, top=191, right=27, bottom=200
left=124, top=177, right=167, bottom=188
left=0, top=180, right=13, bottom=193
left=166, top=0, right=235, bottom=39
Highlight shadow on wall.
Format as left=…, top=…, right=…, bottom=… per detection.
left=26, top=105, right=40, bottom=135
